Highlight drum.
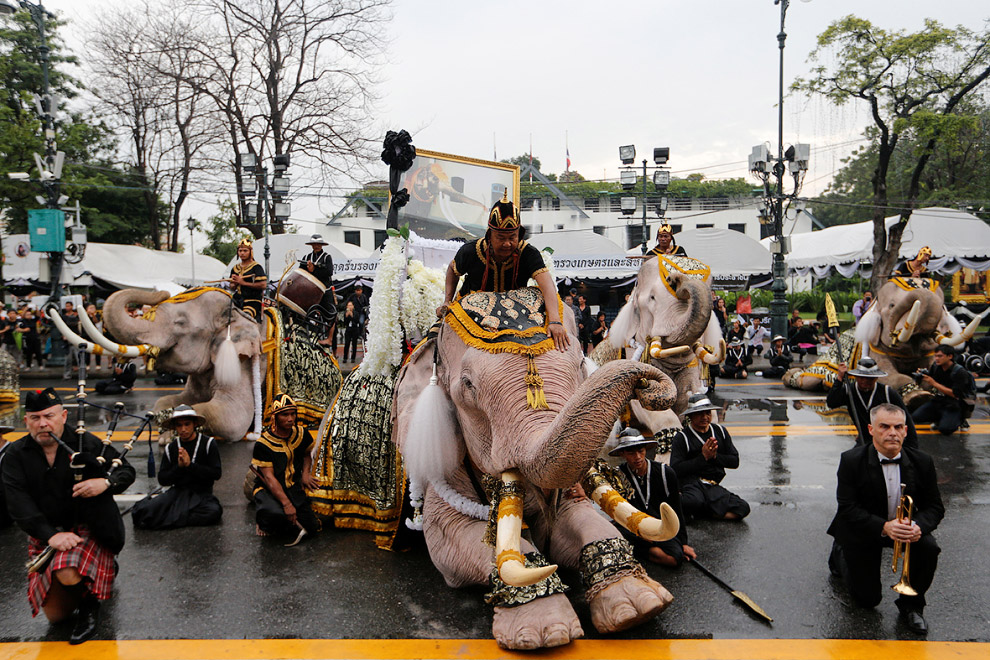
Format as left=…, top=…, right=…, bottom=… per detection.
left=276, top=268, right=326, bottom=316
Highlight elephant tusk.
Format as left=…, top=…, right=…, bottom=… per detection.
left=694, top=338, right=725, bottom=365
left=77, top=305, right=154, bottom=357
left=495, top=470, right=557, bottom=587
left=46, top=307, right=100, bottom=355
left=582, top=468, right=679, bottom=542
left=891, top=300, right=922, bottom=346
left=935, top=311, right=988, bottom=347
left=649, top=341, right=692, bottom=360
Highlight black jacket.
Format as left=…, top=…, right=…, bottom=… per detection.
left=670, top=423, right=739, bottom=486
left=826, top=444, right=944, bottom=548
left=2, top=431, right=135, bottom=553
left=826, top=379, right=918, bottom=448
left=158, top=433, right=222, bottom=494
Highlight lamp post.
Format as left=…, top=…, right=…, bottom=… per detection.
left=748, top=0, right=811, bottom=339
left=239, top=152, right=291, bottom=279
left=618, top=145, right=670, bottom=254
left=187, top=217, right=196, bottom=285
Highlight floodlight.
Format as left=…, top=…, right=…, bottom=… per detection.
left=240, top=153, right=257, bottom=170
left=653, top=170, right=670, bottom=187
left=272, top=176, right=290, bottom=194
left=274, top=203, right=291, bottom=220
left=245, top=202, right=258, bottom=219
left=619, top=170, right=637, bottom=190
left=653, top=147, right=669, bottom=165
left=620, top=197, right=637, bottom=215
left=619, top=145, right=636, bottom=165
left=0, top=1, right=19, bottom=17
left=273, top=153, right=290, bottom=172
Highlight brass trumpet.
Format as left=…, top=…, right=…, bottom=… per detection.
left=891, top=483, right=918, bottom=596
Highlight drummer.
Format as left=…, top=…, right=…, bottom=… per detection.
left=229, top=238, right=267, bottom=321
left=301, top=234, right=334, bottom=289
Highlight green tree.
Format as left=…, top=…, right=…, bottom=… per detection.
left=794, top=16, right=990, bottom=291
left=0, top=10, right=166, bottom=245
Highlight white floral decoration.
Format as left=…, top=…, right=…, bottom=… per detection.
left=358, top=236, right=407, bottom=377
left=527, top=247, right=557, bottom=286
left=400, top=260, right=445, bottom=342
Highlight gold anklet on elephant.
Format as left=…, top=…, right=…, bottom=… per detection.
left=484, top=551, right=568, bottom=607
left=580, top=537, right=649, bottom=602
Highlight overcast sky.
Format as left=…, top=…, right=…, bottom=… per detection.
left=32, top=0, right=990, bottom=234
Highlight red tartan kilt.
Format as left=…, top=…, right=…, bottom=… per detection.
left=27, top=526, right=115, bottom=617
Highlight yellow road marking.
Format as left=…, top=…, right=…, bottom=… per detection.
left=49, top=387, right=184, bottom=392
left=0, top=638, right=986, bottom=660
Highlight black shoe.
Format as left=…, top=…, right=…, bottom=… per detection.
left=69, top=597, right=99, bottom=645
left=900, top=609, right=928, bottom=635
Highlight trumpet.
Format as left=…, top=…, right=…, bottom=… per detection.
left=891, top=483, right=918, bottom=596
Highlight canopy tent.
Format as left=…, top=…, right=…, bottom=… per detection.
left=763, top=207, right=990, bottom=278
left=2, top=234, right=228, bottom=292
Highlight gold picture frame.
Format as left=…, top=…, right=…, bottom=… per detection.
left=391, top=149, right=520, bottom=240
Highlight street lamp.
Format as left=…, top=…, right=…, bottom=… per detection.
left=748, top=0, right=812, bottom=339
left=187, top=217, right=196, bottom=285
left=239, top=152, right=292, bottom=278
left=617, top=144, right=671, bottom=254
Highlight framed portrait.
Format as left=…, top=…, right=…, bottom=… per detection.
left=393, top=149, right=520, bottom=240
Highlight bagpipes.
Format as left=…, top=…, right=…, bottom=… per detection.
left=27, top=345, right=156, bottom=574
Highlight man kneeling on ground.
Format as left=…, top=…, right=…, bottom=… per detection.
left=611, top=428, right=695, bottom=567
left=132, top=405, right=222, bottom=530
left=250, top=394, right=320, bottom=540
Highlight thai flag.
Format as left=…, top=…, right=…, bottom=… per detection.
left=566, top=147, right=571, bottom=171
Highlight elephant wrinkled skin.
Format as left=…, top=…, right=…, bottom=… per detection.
left=393, top=304, right=678, bottom=650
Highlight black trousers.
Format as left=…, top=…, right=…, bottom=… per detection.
left=255, top=488, right=319, bottom=537
left=681, top=481, right=750, bottom=520
left=829, top=536, right=940, bottom=612
left=912, top=398, right=963, bottom=435
left=132, top=488, right=222, bottom=530
left=343, top=329, right=360, bottom=361
left=617, top=524, right=686, bottom=566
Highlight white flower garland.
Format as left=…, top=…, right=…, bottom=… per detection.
left=432, top=478, right=490, bottom=520
left=358, top=236, right=407, bottom=377
left=400, top=260, right=445, bottom=342
left=405, top=477, right=425, bottom=530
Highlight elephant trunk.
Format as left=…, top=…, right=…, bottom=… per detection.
left=663, top=277, right=714, bottom=347
left=102, top=289, right=170, bottom=346
left=519, top=361, right=675, bottom=489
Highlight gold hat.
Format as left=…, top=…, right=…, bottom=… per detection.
left=270, top=393, right=297, bottom=416
left=657, top=222, right=674, bottom=235
left=238, top=237, right=253, bottom=249
left=488, top=190, right=520, bottom=231
left=917, top=246, right=932, bottom=259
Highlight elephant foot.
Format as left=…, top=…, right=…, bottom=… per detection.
left=587, top=574, right=672, bottom=634
left=492, top=593, right=583, bottom=650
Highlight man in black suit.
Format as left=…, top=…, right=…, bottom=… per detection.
left=826, top=403, right=944, bottom=635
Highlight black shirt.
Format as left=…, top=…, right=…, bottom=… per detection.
left=927, top=360, right=974, bottom=401
left=2, top=430, right=135, bottom=546
left=158, top=433, right=222, bottom=494
left=230, top=260, right=268, bottom=305
left=648, top=244, right=688, bottom=258
left=826, top=379, right=918, bottom=447
left=251, top=425, right=315, bottom=494
left=301, top=250, right=334, bottom=288
left=618, top=460, right=689, bottom=546
left=452, top=238, right=548, bottom=297
left=345, top=292, right=369, bottom=317
left=670, top=423, right=739, bottom=486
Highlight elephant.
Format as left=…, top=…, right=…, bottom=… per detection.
left=592, top=254, right=723, bottom=441
left=48, top=287, right=341, bottom=442
left=392, top=287, right=681, bottom=650
left=784, top=276, right=984, bottom=407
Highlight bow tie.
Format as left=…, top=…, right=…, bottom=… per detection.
left=880, top=457, right=901, bottom=465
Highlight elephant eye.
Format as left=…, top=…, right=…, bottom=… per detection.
left=460, top=376, right=474, bottom=391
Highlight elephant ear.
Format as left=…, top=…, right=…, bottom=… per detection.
left=608, top=290, right=640, bottom=349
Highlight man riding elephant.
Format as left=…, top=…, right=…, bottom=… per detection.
left=436, top=191, right=568, bottom=352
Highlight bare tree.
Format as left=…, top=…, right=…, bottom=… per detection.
left=180, top=0, right=392, bottom=237
left=87, top=5, right=223, bottom=250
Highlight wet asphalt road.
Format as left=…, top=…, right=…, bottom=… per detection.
left=0, top=374, right=988, bottom=645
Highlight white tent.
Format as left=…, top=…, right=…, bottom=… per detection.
left=671, top=228, right=772, bottom=278
left=528, top=232, right=639, bottom=280
left=763, top=207, right=990, bottom=277
left=2, top=234, right=228, bottom=292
